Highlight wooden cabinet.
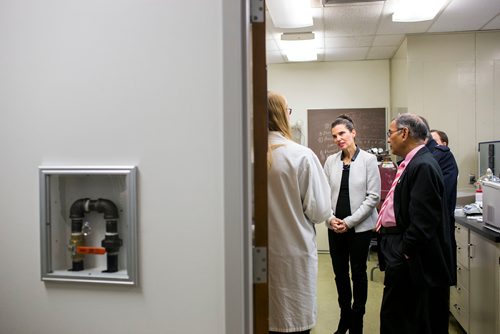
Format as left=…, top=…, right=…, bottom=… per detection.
left=452, top=221, right=500, bottom=333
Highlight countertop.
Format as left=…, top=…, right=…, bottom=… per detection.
left=455, top=215, right=500, bottom=243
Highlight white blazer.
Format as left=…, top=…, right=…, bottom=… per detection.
left=268, top=131, right=332, bottom=332
left=324, top=148, right=381, bottom=233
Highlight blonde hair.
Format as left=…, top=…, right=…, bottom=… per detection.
left=268, top=91, right=292, bottom=139
left=267, top=91, right=292, bottom=168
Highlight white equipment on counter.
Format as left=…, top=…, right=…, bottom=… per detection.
left=482, top=180, right=500, bottom=233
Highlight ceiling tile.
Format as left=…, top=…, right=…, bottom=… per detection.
left=324, top=3, right=384, bottom=37
left=323, top=47, right=369, bottom=61
left=484, top=14, right=500, bottom=30
left=266, top=35, right=281, bottom=51
left=267, top=52, right=285, bottom=64
left=372, top=34, right=405, bottom=47
left=324, top=35, right=374, bottom=48
left=367, top=46, right=399, bottom=59
left=266, top=0, right=500, bottom=63
left=429, top=0, right=500, bottom=32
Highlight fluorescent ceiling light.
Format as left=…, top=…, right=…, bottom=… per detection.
left=281, top=33, right=317, bottom=62
left=285, top=48, right=317, bottom=62
left=267, top=0, right=313, bottom=29
left=392, top=0, right=447, bottom=22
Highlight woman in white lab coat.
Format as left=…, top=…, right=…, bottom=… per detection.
left=267, top=91, right=332, bottom=334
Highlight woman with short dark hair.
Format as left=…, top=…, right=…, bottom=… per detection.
left=324, top=115, right=381, bottom=334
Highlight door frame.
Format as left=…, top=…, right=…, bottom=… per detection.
left=222, top=0, right=268, bottom=333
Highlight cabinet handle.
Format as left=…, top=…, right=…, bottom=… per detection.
left=469, top=243, right=475, bottom=259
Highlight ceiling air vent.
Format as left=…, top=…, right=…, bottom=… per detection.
left=323, top=0, right=384, bottom=5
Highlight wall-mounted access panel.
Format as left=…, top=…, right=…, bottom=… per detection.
left=39, top=166, right=138, bottom=285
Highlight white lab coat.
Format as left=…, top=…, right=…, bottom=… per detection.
left=268, top=131, right=332, bottom=332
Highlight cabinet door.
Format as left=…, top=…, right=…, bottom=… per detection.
left=455, top=224, right=469, bottom=247
left=450, top=284, right=469, bottom=331
left=455, top=224, right=469, bottom=267
left=469, top=231, right=498, bottom=334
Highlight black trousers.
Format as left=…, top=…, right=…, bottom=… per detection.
left=328, top=228, right=372, bottom=332
left=379, top=234, right=449, bottom=334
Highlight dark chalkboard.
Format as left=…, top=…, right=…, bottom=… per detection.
left=307, top=108, right=386, bottom=165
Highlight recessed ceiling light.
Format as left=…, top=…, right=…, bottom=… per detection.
left=281, top=33, right=317, bottom=62
left=392, top=0, right=447, bottom=22
left=267, top=0, right=313, bottom=28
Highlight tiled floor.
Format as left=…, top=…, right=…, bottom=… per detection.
left=313, top=253, right=467, bottom=334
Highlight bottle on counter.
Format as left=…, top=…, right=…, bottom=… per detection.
left=475, top=188, right=483, bottom=206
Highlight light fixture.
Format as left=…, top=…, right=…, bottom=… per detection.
left=392, top=0, right=447, bottom=22
left=281, top=33, right=317, bottom=62
left=267, top=0, right=313, bottom=28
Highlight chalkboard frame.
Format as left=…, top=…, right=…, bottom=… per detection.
left=307, top=108, right=386, bottom=166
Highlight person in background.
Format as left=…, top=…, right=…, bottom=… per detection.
left=323, top=115, right=381, bottom=334
left=431, top=129, right=449, bottom=146
left=422, top=120, right=459, bottom=272
left=421, top=118, right=459, bottom=333
left=377, top=114, right=454, bottom=334
left=267, top=91, right=332, bottom=334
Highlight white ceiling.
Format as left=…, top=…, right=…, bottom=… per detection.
left=266, top=0, right=500, bottom=63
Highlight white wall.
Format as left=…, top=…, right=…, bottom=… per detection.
left=406, top=33, right=476, bottom=191
left=268, top=60, right=390, bottom=252
left=390, top=39, right=408, bottom=119
left=268, top=60, right=390, bottom=142
left=476, top=32, right=500, bottom=143
left=394, top=31, right=500, bottom=191
left=0, top=1, right=246, bottom=333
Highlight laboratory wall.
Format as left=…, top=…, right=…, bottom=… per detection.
left=0, top=1, right=246, bottom=333
left=392, top=31, right=500, bottom=191
left=268, top=60, right=391, bottom=143
left=268, top=60, right=390, bottom=252
left=390, top=39, right=408, bottom=117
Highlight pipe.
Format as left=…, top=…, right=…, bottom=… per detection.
left=67, top=198, right=122, bottom=273
left=88, top=198, right=119, bottom=219
left=68, top=232, right=84, bottom=271
left=101, top=219, right=122, bottom=273
left=69, top=198, right=89, bottom=219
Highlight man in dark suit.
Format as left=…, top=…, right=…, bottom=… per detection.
left=377, top=114, right=454, bottom=334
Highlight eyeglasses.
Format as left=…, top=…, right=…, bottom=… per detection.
left=386, top=128, right=404, bottom=137
left=287, top=108, right=292, bottom=115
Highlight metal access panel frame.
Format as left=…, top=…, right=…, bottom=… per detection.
left=39, top=166, right=138, bottom=285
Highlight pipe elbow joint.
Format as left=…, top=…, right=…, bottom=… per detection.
left=96, top=198, right=119, bottom=219
left=87, top=198, right=119, bottom=219
left=69, top=198, right=89, bottom=219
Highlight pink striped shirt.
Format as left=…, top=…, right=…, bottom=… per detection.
left=377, top=145, right=424, bottom=228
